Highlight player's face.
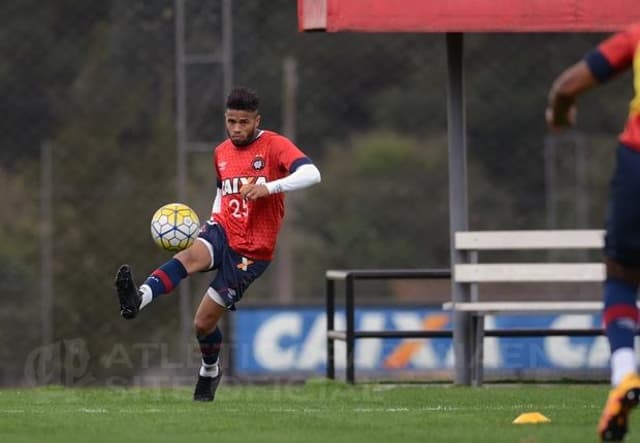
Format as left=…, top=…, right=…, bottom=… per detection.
left=225, top=109, right=260, bottom=147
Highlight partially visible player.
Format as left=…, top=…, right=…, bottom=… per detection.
left=114, top=86, right=321, bottom=401
left=545, top=23, right=640, bottom=441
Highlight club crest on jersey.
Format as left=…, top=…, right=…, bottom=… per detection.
left=236, top=257, right=254, bottom=271
left=221, top=176, right=267, bottom=196
left=252, top=155, right=265, bottom=170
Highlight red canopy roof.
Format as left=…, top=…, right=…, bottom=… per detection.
left=298, top=0, right=640, bottom=33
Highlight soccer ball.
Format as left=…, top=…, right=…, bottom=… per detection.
left=150, top=203, right=200, bottom=251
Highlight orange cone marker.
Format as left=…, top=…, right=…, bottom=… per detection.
left=512, top=412, right=551, bottom=424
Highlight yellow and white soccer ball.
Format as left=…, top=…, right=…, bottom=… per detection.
left=150, top=203, right=200, bottom=251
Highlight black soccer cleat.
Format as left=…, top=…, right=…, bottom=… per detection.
left=193, top=372, right=223, bottom=402
left=114, top=264, right=142, bottom=320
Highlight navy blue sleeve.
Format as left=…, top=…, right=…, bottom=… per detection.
left=584, top=49, right=615, bottom=83
left=289, top=156, right=313, bottom=173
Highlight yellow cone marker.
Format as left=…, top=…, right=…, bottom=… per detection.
left=512, top=412, right=551, bottom=424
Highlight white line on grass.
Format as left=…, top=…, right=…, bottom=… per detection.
left=267, top=406, right=458, bottom=413
left=354, top=406, right=456, bottom=413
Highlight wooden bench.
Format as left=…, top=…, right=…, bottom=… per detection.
left=445, top=229, right=606, bottom=386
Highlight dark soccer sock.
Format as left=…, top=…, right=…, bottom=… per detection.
left=144, top=258, right=188, bottom=298
left=604, top=277, right=639, bottom=352
left=198, top=326, right=223, bottom=366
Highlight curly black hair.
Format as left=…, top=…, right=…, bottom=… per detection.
left=226, top=87, right=259, bottom=111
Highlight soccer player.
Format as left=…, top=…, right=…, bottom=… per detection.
left=545, top=23, right=640, bottom=441
left=114, top=87, right=321, bottom=401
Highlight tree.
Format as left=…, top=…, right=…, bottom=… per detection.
left=0, top=1, right=111, bottom=165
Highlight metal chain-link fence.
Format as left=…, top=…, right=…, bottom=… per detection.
left=0, top=1, right=627, bottom=385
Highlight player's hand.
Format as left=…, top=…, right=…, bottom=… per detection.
left=545, top=105, right=576, bottom=132
left=240, top=183, right=269, bottom=201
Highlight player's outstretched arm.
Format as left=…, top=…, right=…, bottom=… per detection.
left=545, top=60, right=598, bottom=131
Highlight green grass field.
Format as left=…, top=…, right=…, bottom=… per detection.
left=0, top=380, right=622, bottom=443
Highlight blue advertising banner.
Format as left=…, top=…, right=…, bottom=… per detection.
left=233, top=307, right=610, bottom=375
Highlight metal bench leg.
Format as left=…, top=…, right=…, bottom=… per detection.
left=326, top=279, right=335, bottom=380
left=471, top=314, right=485, bottom=386
left=346, top=276, right=355, bottom=384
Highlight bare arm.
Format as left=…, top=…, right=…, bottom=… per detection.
left=545, top=60, right=599, bottom=130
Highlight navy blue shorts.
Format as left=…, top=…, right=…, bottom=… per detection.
left=197, top=222, right=270, bottom=310
left=604, top=144, right=640, bottom=267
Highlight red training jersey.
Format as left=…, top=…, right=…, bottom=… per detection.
left=587, top=23, right=640, bottom=150
left=211, top=130, right=308, bottom=261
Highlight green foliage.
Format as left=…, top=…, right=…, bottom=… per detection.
left=0, top=167, right=40, bottom=259
left=44, top=1, right=182, bottom=376
left=0, top=1, right=111, bottom=164
left=0, top=167, right=41, bottom=384
left=0, top=252, right=39, bottom=384
left=301, top=131, right=447, bottom=265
